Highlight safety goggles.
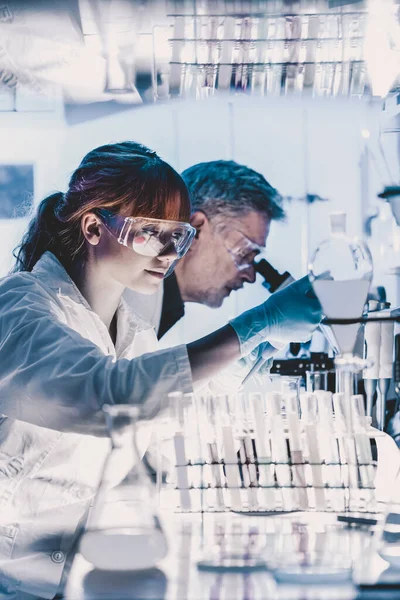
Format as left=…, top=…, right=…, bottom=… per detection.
left=97, top=209, right=196, bottom=260
left=223, top=230, right=263, bottom=271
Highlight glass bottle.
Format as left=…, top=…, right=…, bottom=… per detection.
left=79, top=405, right=168, bottom=571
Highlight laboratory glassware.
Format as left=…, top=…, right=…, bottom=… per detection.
left=265, top=519, right=366, bottom=585
left=278, top=375, right=302, bottom=416
left=308, top=212, right=373, bottom=425
left=309, top=216, right=374, bottom=513
left=309, top=212, right=373, bottom=359
left=267, top=375, right=301, bottom=398
left=79, top=405, right=168, bottom=571
left=157, top=391, right=201, bottom=512
left=306, top=369, right=329, bottom=392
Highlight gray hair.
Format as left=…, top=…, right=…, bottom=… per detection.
left=181, top=160, right=285, bottom=222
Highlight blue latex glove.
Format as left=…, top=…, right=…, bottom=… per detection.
left=230, top=275, right=322, bottom=356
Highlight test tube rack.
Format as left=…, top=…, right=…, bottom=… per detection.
left=158, top=391, right=381, bottom=515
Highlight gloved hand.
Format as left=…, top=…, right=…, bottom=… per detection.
left=230, top=275, right=322, bottom=356
left=237, top=344, right=275, bottom=376
left=209, top=351, right=274, bottom=395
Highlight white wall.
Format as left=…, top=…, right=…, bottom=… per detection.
left=0, top=111, right=66, bottom=274
left=0, top=95, right=395, bottom=345
left=362, top=106, right=400, bottom=308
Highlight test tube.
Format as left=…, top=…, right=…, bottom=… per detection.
left=351, top=394, right=376, bottom=511
left=249, top=392, right=276, bottom=510
left=166, top=392, right=191, bottom=511
left=169, top=17, right=185, bottom=94
left=302, top=393, right=326, bottom=511
left=218, top=16, right=235, bottom=89
left=332, top=392, right=350, bottom=494
left=220, top=395, right=242, bottom=511
left=316, top=391, right=345, bottom=512
left=286, top=393, right=308, bottom=510
left=377, top=315, right=394, bottom=431
left=363, top=317, right=380, bottom=418
left=171, top=392, right=192, bottom=512
left=334, top=392, right=361, bottom=511
left=193, top=394, right=212, bottom=511
left=206, top=396, right=226, bottom=511
left=267, top=392, right=294, bottom=511
left=236, top=394, right=259, bottom=510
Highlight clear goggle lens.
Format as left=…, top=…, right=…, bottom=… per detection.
left=224, top=230, right=262, bottom=271
left=98, top=209, right=196, bottom=260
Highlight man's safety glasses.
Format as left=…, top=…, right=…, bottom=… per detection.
left=223, top=230, right=263, bottom=271
left=97, top=209, right=196, bottom=260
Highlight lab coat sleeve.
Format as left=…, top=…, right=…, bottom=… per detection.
left=0, top=276, right=193, bottom=436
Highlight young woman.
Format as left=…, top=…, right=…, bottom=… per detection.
left=0, top=141, right=320, bottom=598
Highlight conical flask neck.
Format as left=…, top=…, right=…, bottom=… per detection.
left=104, top=405, right=140, bottom=449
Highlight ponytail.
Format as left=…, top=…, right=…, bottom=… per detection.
left=13, top=192, right=65, bottom=272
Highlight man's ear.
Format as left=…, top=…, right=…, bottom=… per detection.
left=190, top=211, right=209, bottom=239
left=81, top=212, right=102, bottom=246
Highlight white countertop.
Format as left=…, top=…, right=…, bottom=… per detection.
left=64, top=510, right=400, bottom=600
left=64, top=432, right=400, bottom=599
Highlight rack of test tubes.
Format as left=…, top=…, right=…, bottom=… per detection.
left=157, top=389, right=380, bottom=515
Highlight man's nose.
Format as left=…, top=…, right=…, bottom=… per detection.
left=240, top=264, right=256, bottom=284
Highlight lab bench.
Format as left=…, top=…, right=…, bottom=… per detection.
left=64, top=510, right=400, bottom=600
left=64, top=431, right=400, bottom=600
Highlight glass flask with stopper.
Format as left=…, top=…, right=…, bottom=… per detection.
left=308, top=212, right=373, bottom=394
left=79, top=405, right=168, bottom=571
left=309, top=212, right=373, bottom=359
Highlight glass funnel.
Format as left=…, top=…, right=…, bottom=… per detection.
left=79, top=405, right=168, bottom=571
left=308, top=212, right=373, bottom=359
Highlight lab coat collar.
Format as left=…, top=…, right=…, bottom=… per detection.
left=33, top=251, right=93, bottom=313
left=32, top=252, right=154, bottom=356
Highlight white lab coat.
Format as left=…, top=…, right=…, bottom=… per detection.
left=0, top=252, right=192, bottom=599
left=124, top=286, right=164, bottom=333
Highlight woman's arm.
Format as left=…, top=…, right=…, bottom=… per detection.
left=187, top=324, right=240, bottom=389
left=0, top=276, right=192, bottom=435
left=0, top=274, right=320, bottom=435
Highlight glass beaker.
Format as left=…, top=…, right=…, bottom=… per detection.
left=267, top=375, right=302, bottom=416
left=306, top=370, right=329, bottom=393
left=79, top=405, right=168, bottom=571
left=267, top=375, right=301, bottom=399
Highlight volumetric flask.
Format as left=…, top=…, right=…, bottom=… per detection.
left=79, top=405, right=168, bottom=571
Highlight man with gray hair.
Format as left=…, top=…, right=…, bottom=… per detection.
left=126, top=159, right=285, bottom=339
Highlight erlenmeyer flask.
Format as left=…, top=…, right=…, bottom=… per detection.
left=79, top=405, right=168, bottom=571
left=308, top=212, right=373, bottom=357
